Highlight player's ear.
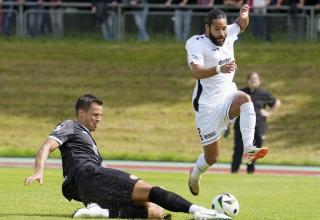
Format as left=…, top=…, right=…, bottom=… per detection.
left=77, top=109, right=85, bottom=118
left=205, top=24, right=210, bottom=33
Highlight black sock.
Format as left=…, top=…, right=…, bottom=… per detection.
left=108, top=205, right=148, bottom=219
left=148, top=186, right=192, bottom=213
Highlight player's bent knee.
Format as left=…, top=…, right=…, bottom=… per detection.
left=240, top=93, right=252, bottom=104
left=132, top=180, right=153, bottom=202
left=233, top=93, right=251, bottom=108
left=135, top=180, right=153, bottom=191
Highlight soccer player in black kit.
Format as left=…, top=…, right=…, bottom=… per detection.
left=25, top=94, right=231, bottom=220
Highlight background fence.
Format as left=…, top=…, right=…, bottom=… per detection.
left=0, top=2, right=319, bottom=41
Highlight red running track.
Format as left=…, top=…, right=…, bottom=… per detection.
left=1, top=159, right=320, bottom=176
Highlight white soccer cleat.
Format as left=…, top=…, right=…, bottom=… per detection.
left=188, top=166, right=201, bottom=196
left=243, top=146, right=269, bottom=165
left=193, top=209, right=232, bottom=220
left=73, top=203, right=109, bottom=218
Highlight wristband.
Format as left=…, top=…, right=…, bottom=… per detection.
left=216, top=65, right=221, bottom=74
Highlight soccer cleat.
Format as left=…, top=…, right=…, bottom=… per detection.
left=188, top=166, right=201, bottom=196
left=73, top=203, right=109, bottom=218
left=243, top=146, right=269, bottom=165
left=193, top=209, right=232, bottom=220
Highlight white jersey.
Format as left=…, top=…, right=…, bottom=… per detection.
left=186, top=23, right=241, bottom=111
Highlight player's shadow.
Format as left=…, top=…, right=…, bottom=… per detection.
left=0, top=213, right=71, bottom=218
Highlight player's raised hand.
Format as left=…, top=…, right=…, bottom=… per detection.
left=240, top=4, right=250, bottom=18
left=221, top=61, right=237, bottom=73
left=25, top=172, right=43, bottom=186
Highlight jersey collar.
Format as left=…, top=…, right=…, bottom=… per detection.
left=75, top=120, right=90, bottom=133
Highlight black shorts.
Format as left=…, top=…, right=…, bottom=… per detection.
left=75, top=166, right=140, bottom=209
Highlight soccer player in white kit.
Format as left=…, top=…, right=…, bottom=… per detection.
left=186, top=4, right=268, bottom=196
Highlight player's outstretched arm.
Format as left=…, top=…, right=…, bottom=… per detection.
left=234, top=4, right=249, bottom=33
left=24, top=138, right=60, bottom=186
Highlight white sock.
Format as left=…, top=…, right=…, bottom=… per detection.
left=189, top=204, right=205, bottom=214
left=240, top=102, right=256, bottom=152
left=191, top=154, right=211, bottom=180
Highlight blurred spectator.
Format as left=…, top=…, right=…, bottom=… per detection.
left=248, top=0, right=270, bottom=40
left=284, top=0, right=305, bottom=41
left=128, top=0, right=149, bottom=41
left=224, top=0, right=243, bottom=8
left=264, top=0, right=282, bottom=42
left=27, top=0, right=44, bottom=37
left=315, top=0, right=320, bottom=32
left=230, top=72, right=281, bottom=174
left=92, top=0, right=118, bottom=40
left=1, top=0, right=20, bottom=36
left=49, top=0, right=63, bottom=37
left=165, top=0, right=193, bottom=42
left=0, top=1, right=2, bottom=33
left=197, top=0, right=214, bottom=6
left=194, top=0, right=213, bottom=33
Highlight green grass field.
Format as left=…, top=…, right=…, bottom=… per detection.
left=0, top=40, right=319, bottom=165
left=0, top=167, right=319, bottom=220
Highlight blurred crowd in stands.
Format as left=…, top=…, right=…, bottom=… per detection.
left=0, top=0, right=319, bottom=40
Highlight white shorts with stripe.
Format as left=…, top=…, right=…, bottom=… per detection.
left=195, top=91, right=239, bottom=146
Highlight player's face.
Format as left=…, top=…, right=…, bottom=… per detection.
left=248, top=73, right=261, bottom=90
left=78, top=103, right=103, bottom=131
left=207, top=18, right=228, bottom=46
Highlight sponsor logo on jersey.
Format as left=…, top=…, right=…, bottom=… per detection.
left=54, top=123, right=65, bottom=131
left=219, top=57, right=232, bottom=65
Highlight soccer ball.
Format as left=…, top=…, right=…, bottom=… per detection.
left=211, top=193, right=240, bottom=217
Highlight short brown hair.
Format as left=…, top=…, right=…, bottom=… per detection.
left=75, top=94, right=103, bottom=115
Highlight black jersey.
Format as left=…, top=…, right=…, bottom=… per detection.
left=49, top=120, right=103, bottom=184
left=235, top=87, right=276, bottom=135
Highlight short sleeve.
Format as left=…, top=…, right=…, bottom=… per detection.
left=263, top=91, right=277, bottom=107
left=186, top=38, right=204, bottom=66
left=48, top=120, right=74, bottom=145
left=227, top=23, right=241, bottom=42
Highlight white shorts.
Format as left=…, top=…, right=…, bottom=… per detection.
left=195, top=92, right=239, bottom=146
